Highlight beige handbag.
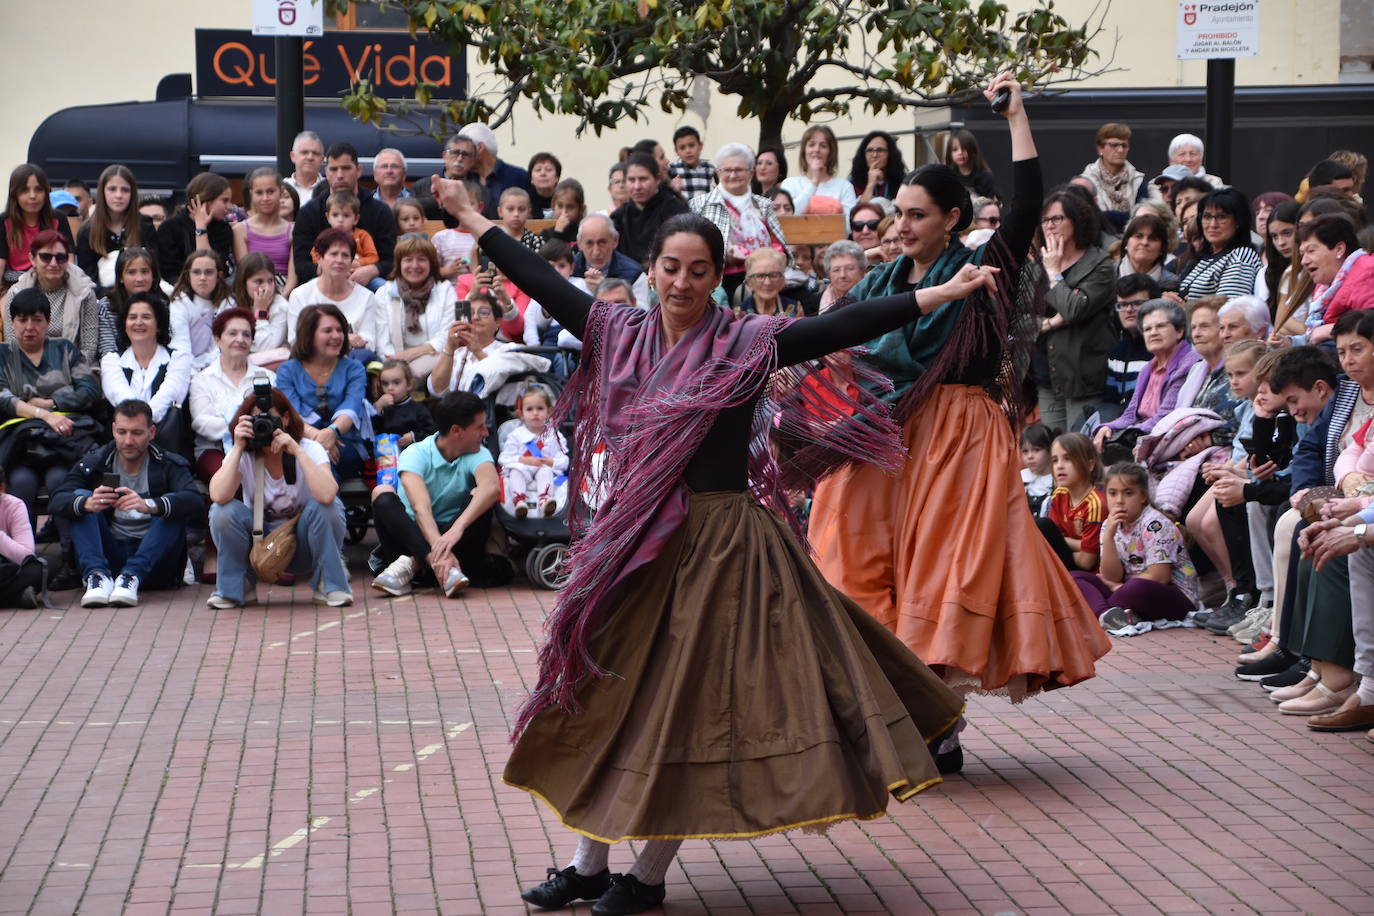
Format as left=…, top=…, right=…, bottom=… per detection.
left=249, top=456, right=298, bottom=583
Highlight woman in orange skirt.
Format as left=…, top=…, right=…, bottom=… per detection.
left=810, top=78, right=1110, bottom=737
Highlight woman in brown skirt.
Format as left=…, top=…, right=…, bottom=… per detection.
left=428, top=140, right=1004, bottom=913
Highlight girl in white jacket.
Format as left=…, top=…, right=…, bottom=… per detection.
left=498, top=386, right=568, bottom=517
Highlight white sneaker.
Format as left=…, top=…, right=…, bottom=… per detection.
left=372, top=556, right=416, bottom=597
left=81, top=572, right=114, bottom=608
left=443, top=567, right=470, bottom=598
left=108, top=574, right=140, bottom=608
left=313, top=589, right=354, bottom=607
left=206, top=594, right=241, bottom=609
left=183, top=557, right=197, bottom=586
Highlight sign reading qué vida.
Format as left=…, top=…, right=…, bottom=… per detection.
left=195, top=29, right=464, bottom=99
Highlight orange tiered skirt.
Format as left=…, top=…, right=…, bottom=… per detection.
left=810, top=385, right=1110, bottom=699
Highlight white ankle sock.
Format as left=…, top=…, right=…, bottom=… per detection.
left=628, top=839, right=680, bottom=886
left=567, top=836, right=610, bottom=876
left=1358, top=676, right=1374, bottom=707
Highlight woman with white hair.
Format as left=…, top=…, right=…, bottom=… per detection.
left=1168, top=133, right=1224, bottom=188
left=689, top=143, right=789, bottom=301
left=817, top=240, right=866, bottom=312
left=1217, top=295, right=1274, bottom=345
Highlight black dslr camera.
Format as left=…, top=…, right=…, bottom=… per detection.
left=249, top=379, right=281, bottom=450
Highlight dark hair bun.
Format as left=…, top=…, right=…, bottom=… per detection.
left=904, top=165, right=973, bottom=233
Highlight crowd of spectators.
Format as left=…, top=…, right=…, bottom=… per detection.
left=0, top=119, right=1371, bottom=739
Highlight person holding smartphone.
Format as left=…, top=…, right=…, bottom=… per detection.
left=426, top=291, right=520, bottom=397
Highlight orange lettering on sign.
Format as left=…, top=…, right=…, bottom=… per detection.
left=336, top=44, right=372, bottom=83
left=213, top=42, right=258, bottom=86
left=420, top=55, right=451, bottom=86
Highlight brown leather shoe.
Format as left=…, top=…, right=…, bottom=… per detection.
left=1307, top=695, right=1374, bottom=731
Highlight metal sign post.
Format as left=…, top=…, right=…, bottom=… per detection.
left=253, top=1, right=324, bottom=180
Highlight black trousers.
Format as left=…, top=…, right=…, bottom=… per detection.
left=372, top=492, right=508, bottom=586
left=0, top=556, right=44, bottom=607
left=1216, top=501, right=1256, bottom=596
left=1035, top=515, right=1078, bottom=571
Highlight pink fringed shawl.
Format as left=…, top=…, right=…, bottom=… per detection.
left=512, top=300, right=906, bottom=737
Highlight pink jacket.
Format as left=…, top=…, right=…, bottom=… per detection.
left=1324, top=253, right=1374, bottom=325
left=0, top=493, right=35, bottom=565
left=1334, top=415, right=1374, bottom=487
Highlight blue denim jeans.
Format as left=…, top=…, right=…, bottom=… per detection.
left=209, top=498, right=349, bottom=602
left=69, top=512, right=186, bottom=586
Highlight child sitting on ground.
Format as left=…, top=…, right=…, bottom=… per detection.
left=1020, top=423, right=1056, bottom=515
left=313, top=190, right=379, bottom=271
left=1072, top=462, right=1200, bottom=631
left=371, top=359, right=436, bottom=449
left=0, top=468, right=44, bottom=609
left=1037, top=432, right=1106, bottom=572
left=499, top=386, right=568, bottom=518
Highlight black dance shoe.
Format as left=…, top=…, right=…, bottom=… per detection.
left=1234, top=648, right=1296, bottom=681
left=520, top=865, right=610, bottom=909
left=590, top=873, right=666, bottom=915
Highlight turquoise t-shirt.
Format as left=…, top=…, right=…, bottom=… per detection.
left=397, top=435, right=494, bottom=526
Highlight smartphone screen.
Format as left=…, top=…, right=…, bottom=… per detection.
left=101, top=472, right=120, bottom=491
left=455, top=299, right=472, bottom=322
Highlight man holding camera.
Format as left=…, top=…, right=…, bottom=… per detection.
left=51, top=400, right=202, bottom=608
left=371, top=391, right=505, bottom=596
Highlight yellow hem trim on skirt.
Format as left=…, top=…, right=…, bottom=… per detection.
left=504, top=774, right=944, bottom=844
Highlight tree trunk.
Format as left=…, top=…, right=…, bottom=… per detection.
left=756, top=105, right=788, bottom=154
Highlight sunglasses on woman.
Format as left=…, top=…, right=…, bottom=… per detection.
left=36, top=251, right=69, bottom=265
left=851, top=219, right=881, bottom=233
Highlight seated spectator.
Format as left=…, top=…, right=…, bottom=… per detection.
left=942, top=129, right=996, bottom=200
left=1079, top=123, right=1154, bottom=231
left=372, top=148, right=413, bottom=210
left=2, top=230, right=104, bottom=367
left=427, top=291, right=522, bottom=396
left=138, top=195, right=170, bottom=232
left=156, top=172, right=233, bottom=283
left=631, top=138, right=675, bottom=193
left=540, top=179, right=586, bottom=246
left=291, top=142, right=397, bottom=289
left=287, top=229, right=384, bottom=363
left=100, top=293, right=194, bottom=454
left=1150, top=164, right=1193, bottom=207
left=816, top=240, right=865, bottom=312
left=605, top=162, right=629, bottom=214
left=432, top=187, right=478, bottom=280
left=282, top=130, right=326, bottom=201
left=1022, top=188, right=1117, bottom=432
left=280, top=184, right=300, bottom=223
left=769, top=188, right=795, bottom=216
left=1037, top=432, right=1107, bottom=572
left=206, top=386, right=350, bottom=608
left=1302, top=159, right=1356, bottom=200
left=416, top=133, right=480, bottom=225
left=1183, top=296, right=1243, bottom=437
left=51, top=399, right=200, bottom=608
left=1167, top=133, right=1224, bottom=187
left=498, top=385, right=568, bottom=518
left=1218, top=295, right=1273, bottom=348
left=1263, top=200, right=1303, bottom=326
left=495, top=187, right=543, bottom=252
left=1298, top=215, right=1371, bottom=345
left=1094, top=299, right=1201, bottom=447
left=737, top=248, right=800, bottom=318
left=1101, top=274, right=1157, bottom=414
left=780, top=125, right=857, bottom=217
left=1252, top=191, right=1295, bottom=253
left=849, top=201, right=884, bottom=261
left=75, top=165, right=155, bottom=299
left=691, top=143, right=790, bottom=301
left=188, top=307, right=276, bottom=482
left=64, top=180, right=93, bottom=220
left=169, top=249, right=230, bottom=372
left=276, top=304, right=371, bottom=480
left=1074, top=462, right=1201, bottom=630
left=1178, top=187, right=1263, bottom=300
left=612, top=152, right=690, bottom=264
left=668, top=127, right=716, bottom=201
left=1117, top=212, right=1180, bottom=288
left=0, top=467, right=43, bottom=608
left=393, top=198, right=428, bottom=239
left=312, top=190, right=379, bottom=274
left=228, top=251, right=290, bottom=368
left=523, top=241, right=589, bottom=365
left=454, top=259, right=531, bottom=342
left=372, top=234, right=456, bottom=384
left=101, top=249, right=165, bottom=356
left=232, top=168, right=297, bottom=295
left=571, top=214, right=649, bottom=307
left=369, top=391, right=506, bottom=598
left=876, top=215, right=902, bottom=264
left=459, top=123, right=531, bottom=219
left=1020, top=422, right=1056, bottom=515
left=963, top=197, right=1000, bottom=249
left=1, top=164, right=75, bottom=287
left=849, top=130, right=909, bottom=204
left=526, top=152, right=562, bottom=215
left=371, top=359, right=436, bottom=449
left=751, top=146, right=787, bottom=199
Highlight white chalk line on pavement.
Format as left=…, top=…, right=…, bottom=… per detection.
left=266, top=609, right=373, bottom=649
left=185, top=721, right=474, bottom=870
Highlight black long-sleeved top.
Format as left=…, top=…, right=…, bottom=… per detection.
left=479, top=227, right=927, bottom=492
left=156, top=211, right=233, bottom=283
left=292, top=184, right=398, bottom=284
left=76, top=215, right=157, bottom=297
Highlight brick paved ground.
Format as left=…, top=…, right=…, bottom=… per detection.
left=1, top=562, right=1372, bottom=915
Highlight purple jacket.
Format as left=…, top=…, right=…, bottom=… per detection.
left=1102, top=339, right=1202, bottom=434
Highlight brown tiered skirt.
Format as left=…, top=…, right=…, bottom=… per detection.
left=810, top=384, right=1111, bottom=699
left=503, top=490, right=964, bottom=843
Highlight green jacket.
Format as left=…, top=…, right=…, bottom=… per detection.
left=1021, top=245, right=1117, bottom=400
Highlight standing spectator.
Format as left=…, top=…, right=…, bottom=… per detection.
left=1167, top=133, right=1224, bottom=187
left=371, top=148, right=413, bottom=209
left=276, top=304, right=372, bottom=480
left=751, top=146, right=787, bottom=198
left=75, top=165, right=155, bottom=299
left=1080, top=123, right=1153, bottom=232
left=229, top=252, right=290, bottom=367
left=2, top=231, right=104, bottom=367
left=459, top=123, right=532, bottom=214
left=168, top=250, right=231, bottom=372
left=668, top=127, right=716, bottom=201
left=156, top=173, right=233, bottom=283
left=1021, top=189, right=1117, bottom=432
left=232, top=168, right=297, bottom=294
left=1178, top=187, right=1263, bottom=301
left=850, top=130, right=908, bottom=204
left=372, top=234, right=456, bottom=384
left=610, top=153, right=690, bottom=266
left=51, top=399, right=201, bottom=608
left=416, top=134, right=480, bottom=225
left=527, top=152, right=561, bottom=216
left=283, top=130, right=326, bottom=200
left=100, top=292, right=194, bottom=438
left=188, top=307, right=275, bottom=481
left=1, top=165, right=74, bottom=287
left=287, top=230, right=384, bottom=363
left=943, top=129, right=997, bottom=200
left=571, top=214, right=650, bottom=307
left=690, top=144, right=789, bottom=301
left=540, top=179, right=586, bottom=246
left=291, top=142, right=397, bottom=288
left=1117, top=212, right=1179, bottom=288
left=780, top=125, right=857, bottom=217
